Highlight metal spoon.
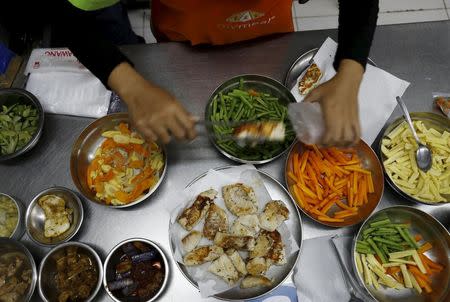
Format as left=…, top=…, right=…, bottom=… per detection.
left=396, top=96, right=432, bottom=172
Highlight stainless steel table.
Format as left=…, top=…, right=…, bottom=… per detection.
left=2, top=21, right=449, bottom=302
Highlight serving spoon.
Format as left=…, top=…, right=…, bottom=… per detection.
left=396, top=96, right=432, bottom=172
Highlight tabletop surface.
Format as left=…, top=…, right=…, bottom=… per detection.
left=2, top=20, right=450, bottom=302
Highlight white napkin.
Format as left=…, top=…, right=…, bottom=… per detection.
left=290, top=37, right=410, bottom=145
left=24, top=48, right=111, bottom=118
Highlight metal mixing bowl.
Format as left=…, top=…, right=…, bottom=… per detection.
left=0, top=192, right=25, bottom=239
left=379, top=112, right=450, bottom=205
left=285, top=140, right=384, bottom=227
left=70, top=113, right=167, bottom=208
left=0, top=238, right=37, bottom=302
left=103, top=238, right=170, bottom=302
left=352, top=206, right=450, bottom=302
left=0, top=88, right=44, bottom=161
left=25, top=187, right=84, bottom=246
left=205, top=74, right=297, bottom=164
left=38, top=241, right=103, bottom=302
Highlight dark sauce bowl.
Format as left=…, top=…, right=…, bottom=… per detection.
left=103, top=238, right=169, bottom=302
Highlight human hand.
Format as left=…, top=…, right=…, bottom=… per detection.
left=108, top=62, right=196, bottom=144
left=304, top=59, right=364, bottom=147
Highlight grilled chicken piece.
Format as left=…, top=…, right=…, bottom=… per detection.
left=177, top=189, right=217, bottom=231
left=181, top=231, right=202, bottom=253
left=259, top=200, right=289, bottom=232
left=222, top=184, right=258, bottom=216
left=265, top=230, right=286, bottom=265
left=246, top=257, right=269, bottom=276
left=208, top=254, right=239, bottom=285
left=203, top=204, right=228, bottom=240
left=250, top=231, right=273, bottom=259
left=38, top=195, right=73, bottom=238
left=214, top=232, right=255, bottom=251
left=298, top=62, right=322, bottom=96
left=183, top=245, right=223, bottom=266
left=233, top=121, right=285, bottom=142
left=241, top=275, right=272, bottom=289
left=226, top=249, right=247, bottom=276
left=230, top=214, right=260, bottom=237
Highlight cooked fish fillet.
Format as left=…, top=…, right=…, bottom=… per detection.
left=230, top=214, right=260, bottom=237
left=259, top=200, right=289, bottom=232
left=246, top=257, right=269, bottom=276
left=177, top=189, right=217, bottom=231
left=208, top=254, right=239, bottom=285
left=222, top=184, right=258, bottom=216
left=183, top=245, right=223, bottom=266
left=226, top=249, right=247, bottom=276
left=214, top=232, right=255, bottom=251
left=203, top=203, right=228, bottom=240
left=181, top=231, right=202, bottom=253
left=265, top=230, right=286, bottom=265
left=241, top=275, right=272, bottom=289
left=38, top=195, right=73, bottom=238
left=250, top=230, right=273, bottom=259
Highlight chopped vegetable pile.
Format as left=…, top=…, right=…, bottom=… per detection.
left=209, top=78, right=294, bottom=161
left=0, top=103, right=39, bottom=155
left=0, top=195, right=18, bottom=237
left=288, top=145, right=375, bottom=223
left=87, top=123, right=164, bottom=206
left=355, top=216, right=444, bottom=294
left=382, top=120, right=450, bottom=203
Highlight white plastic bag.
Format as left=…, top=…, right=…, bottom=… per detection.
left=288, top=102, right=325, bottom=145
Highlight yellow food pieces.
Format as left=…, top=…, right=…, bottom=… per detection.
left=382, top=121, right=450, bottom=203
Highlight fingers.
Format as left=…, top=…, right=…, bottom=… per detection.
left=176, top=110, right=197, bottom=140
left=303, top=86, right=322, bottom=103
left=153, top=125, right=171, bottom=144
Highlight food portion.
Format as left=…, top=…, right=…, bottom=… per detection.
left=106, top=241, right=165, bottom=300
left=178, top=189, right=217, bottom=231
left=0, top=252, right=32, bottom=302
left=355, top=216, right=445, bottom=295
left=435, top=96, right=450, bottom=118
left=209, top=79, right=295, bottom=161
left=177, top=183, right=291, bottom=290
left=382, top=121, right=449, bottom=203
left=288, top=144, right=375, bottom=223
left=0, top=195, right=18, bottom=237
left=38, top=195, right=72, bottom=238
left=53, top=246, right=98, bottom=302
left=298, top=62, right=322, bottom=96
left=0, top=103, right=39, bottom=156
left=87, top=123, right=164, bottom=206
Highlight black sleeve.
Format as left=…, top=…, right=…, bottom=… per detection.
left=333, top=0, right=379, bottom=70
left=52, top=0, right=131, bottom=87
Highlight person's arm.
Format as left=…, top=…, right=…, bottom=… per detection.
left=304, top=0, right=378, bottom=147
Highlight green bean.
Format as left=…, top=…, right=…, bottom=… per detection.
left=370, top=218, right=391, bottom=228
left=395, top=227, right=416, bottom=248
left=367, top=238, right=387, bottom=263
left=372, top=237, right=404, bottom=249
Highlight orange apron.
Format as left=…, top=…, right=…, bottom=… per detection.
left=151, top=0, right=294, bottom=45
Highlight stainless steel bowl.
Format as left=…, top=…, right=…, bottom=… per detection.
left=205, top=74, right=297, bottom=164
left=70, top=113, right=167, bottom=208
left=0, top=88, right=44, bottom=161
left=0, top=238, right=37, bottom=302
left=352, top=206, right=450, bottom=302
left=0, top=192, right=25, bottom=239
left=25, top=187, right=84, bottom=246
left=379, top=112, right=450, bottom=205
left=38, top=241, right=103, bottom=302
left=103, top=238, right=170, bottom=302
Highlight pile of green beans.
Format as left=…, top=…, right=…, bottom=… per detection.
left=356, top=217, right=419, bottom=263
left=209, top=80, right=295, bottom=161
left=0, top=103, right=39, bottom=155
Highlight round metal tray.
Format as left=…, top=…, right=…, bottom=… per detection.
left=284, top=48, right=376, bottom=90
left=169, top=166, right=303, bottom=301
left=352, top=206, right=450, bottom=302
left=379, top=112, right=450, bottom=205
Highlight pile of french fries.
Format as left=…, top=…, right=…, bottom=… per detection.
left=382, top=121, right=450, bottom=203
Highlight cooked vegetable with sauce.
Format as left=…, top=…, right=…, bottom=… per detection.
left=355, top=216, right=444, bottom=294
left=382, top=121, right=450, bottom=203
left=0, top=252, right=32, bottom=301
left=107, top=241, right=165, bottom=300
left=38, top=195, right=72, bottom=238
left=87, top=123, right=164, bottom=206
left=53, top=246, right=98, bottom=302
left=0, top=103, right=39, bottom=155
left=0, top=195, right=18, bottom=237
left=209, top=79, right=294, bottom=161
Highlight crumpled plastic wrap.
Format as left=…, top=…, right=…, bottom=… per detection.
left=288, top=102, right=325, bottom=145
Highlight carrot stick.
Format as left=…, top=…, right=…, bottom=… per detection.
left=293, top=153, right=299, bottom=176
left=300, top=151, right=309, bottom=173
left=414, top=234, right=423, bottom=242
left=288, top=171, right=298, bottom=183
left=312, top=144, right=323, bottom=159
left=293, top=185, right=305, bottom=208
left=421, top=254, right=444, bottom=271
left=317, top=216, right=344, bottom=223
left=321, top=198, right=336, bottom=214
left=334, top=211, right=358, bottom=219
left=408, top=265, right=429, bottom=283
left=297, top=182, right=318, bottom=200
left=344, top=166, right=372, bottom=174
left=418, top=242, right=432, bottom=253
left=367, top=173, right=374, bottom=193
left=418, top=254, right=432, bottom=275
